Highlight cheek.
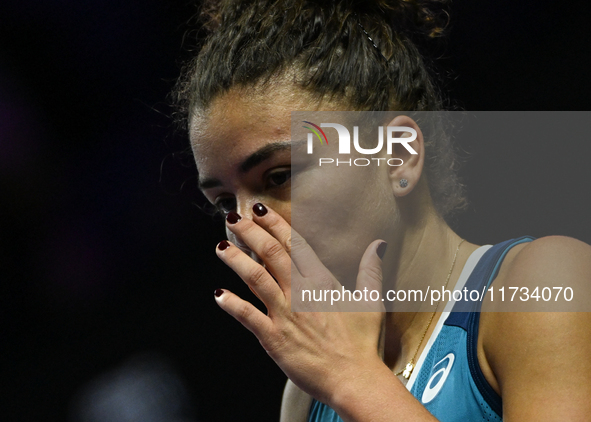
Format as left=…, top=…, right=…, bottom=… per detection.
left=291, top=164, right=395, bottom=287
left=270, top=200, right=291, bottom=227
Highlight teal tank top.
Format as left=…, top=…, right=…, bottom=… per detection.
left=308, top=236, right=534, bottom=422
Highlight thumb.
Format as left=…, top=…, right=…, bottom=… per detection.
left=355, top=240, right=387, bottom=299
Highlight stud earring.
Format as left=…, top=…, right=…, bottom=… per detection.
left=399, top=179, right=408, bottom=188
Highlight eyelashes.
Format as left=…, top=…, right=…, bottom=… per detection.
left=207, top=167, right=292, bottom=218
left=214, top=197, right=237, bottom=216
left=266, top=168, right=291, bottom=188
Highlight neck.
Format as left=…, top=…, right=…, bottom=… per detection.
left=381, top=209, right=479, bottom=372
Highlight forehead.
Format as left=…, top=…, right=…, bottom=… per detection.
left=190, top=87, right=306, bottom=167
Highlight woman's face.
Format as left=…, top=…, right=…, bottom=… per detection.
left=190, top=86, right=399, bottom=288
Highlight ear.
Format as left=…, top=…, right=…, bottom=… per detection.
left=384, top=115, right=425, bottom=197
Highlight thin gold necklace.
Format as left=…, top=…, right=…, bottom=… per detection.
left=395, top=239, right=465, bottom=379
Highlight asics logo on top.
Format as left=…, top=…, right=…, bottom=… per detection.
left=421, top=353, right=455, bottom=404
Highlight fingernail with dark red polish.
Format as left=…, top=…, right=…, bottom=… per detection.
left=218, top=240, right=230, bottom=251
left=253, top=203, right=267, bottom=217
left=226, top=212, right=241, bottom=224
left=214, top=289, right=224, bottom=297
left=377, top=242, right=388, bottom=259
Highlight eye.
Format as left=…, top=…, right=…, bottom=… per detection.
left=214, top=197, right=236, bottom=215
left=267, top=168, right=291, bottom=188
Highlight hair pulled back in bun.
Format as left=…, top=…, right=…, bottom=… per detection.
left=202, top=0, right=449, bottom=38
left=173, top=0, right=466, bottom=218
left=179, top=0, right=451, bottom=112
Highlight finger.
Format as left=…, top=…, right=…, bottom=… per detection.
left=355, top=240, right=387, bottom=311
left=251, top=203, right=293, bottom=256
left=289, top=226, right=333, bottom=280
left=214, top=288, right=274, bottom=339
left=225, top=212, right=293, bottom=289
left=216, top=240, right=285, bottom=311
left=250, top=203, right=338, bottom=291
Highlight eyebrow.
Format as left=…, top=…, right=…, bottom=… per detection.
left=198, top=141, right=293, bottom=190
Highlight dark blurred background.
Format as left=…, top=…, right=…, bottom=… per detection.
left=1, top=1, right=590, bottom=421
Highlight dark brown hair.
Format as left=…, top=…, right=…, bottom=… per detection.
left=173, top=0, right=467, bottom=218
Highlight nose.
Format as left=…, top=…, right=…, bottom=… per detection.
left=225, top=195, right=263, bottom=263
left=235, top=197, right=256, bottom=221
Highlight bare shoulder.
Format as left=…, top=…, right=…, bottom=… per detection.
left=499, top=235, right=591, bottom=283
left=280, top=379, right=313, bottom=422
left=479, top=236, right=591, bottom=420
left=484, top=235, right=591, bottom=337
left=486, top=235, right=591, bottom=309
